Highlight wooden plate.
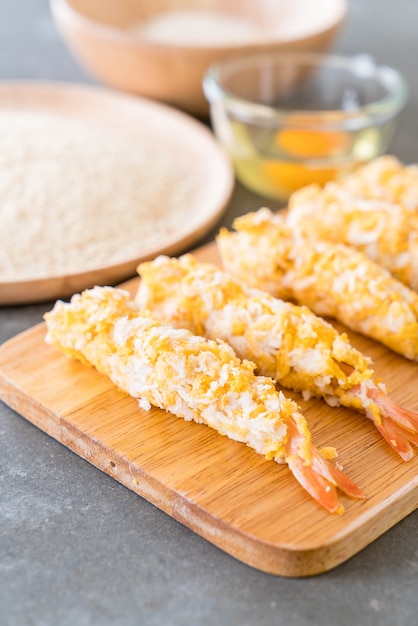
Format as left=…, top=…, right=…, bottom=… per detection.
left=0, top=241, right=417, bottom=577
left=0, top=81, right=234, bottom=305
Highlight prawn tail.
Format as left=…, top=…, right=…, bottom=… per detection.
left=310, top=448, right=366, bottom=500
left=366, top=388, right=418, bottom=461
left=286, top=455, right=343, bottom=514
left=285, top=416, right=365, bottom=514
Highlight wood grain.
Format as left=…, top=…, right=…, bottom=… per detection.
left=0, top=242, right=417, bottom=577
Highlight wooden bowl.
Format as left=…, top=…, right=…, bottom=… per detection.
left=50, top=0, right=348, bottom=117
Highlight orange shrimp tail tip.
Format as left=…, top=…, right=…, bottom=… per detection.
left=373, top=418, right=416, bottom=462
left=287, top=456, right=344, bottom=515
left=285, top=417, right=365, bottom=513
left=366, top=388, right=418, bottom=461
left=310, top=449, right=366, bottom=501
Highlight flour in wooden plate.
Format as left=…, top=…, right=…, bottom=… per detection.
left=0, top=110, right=199, bottom=281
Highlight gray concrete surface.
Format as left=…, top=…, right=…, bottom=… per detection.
left=0, top=1, right=417, bottom=625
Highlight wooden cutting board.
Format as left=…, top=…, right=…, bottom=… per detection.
left=0, top=242, right=417, bottom=577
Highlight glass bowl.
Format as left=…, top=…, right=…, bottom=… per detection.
left=203, top=52, right=408, bottom=201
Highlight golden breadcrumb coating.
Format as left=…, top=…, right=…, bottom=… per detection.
left=216, top=208, right=418, bottom=361
left=287, top=182, right=418, bottom=290
left=341, top=155, right=418, bottom=212
left=137, top=254, right=376, bottom=411
left=44, top=285, right=306, bottom=463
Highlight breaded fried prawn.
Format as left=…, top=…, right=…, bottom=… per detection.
left=136, top=255, right=418, bottom=461
left=287, top=183, right=418, bottom=290
left=216, top=208, right=418, bottom=363
left=341, top=155, right=418, bottom=212
left=44, top=286, right=364, bottom=513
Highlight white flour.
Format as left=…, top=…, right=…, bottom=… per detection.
left=129, top=10, right=266, bottom=46
left=0, top=110, right=198, bottom=281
